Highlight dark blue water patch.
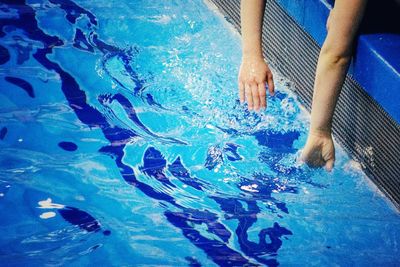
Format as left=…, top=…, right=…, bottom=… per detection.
left=0, top=5, right=19, bottom=19
left=4, top=76, right=35, bottom=98
left=50, top=1, right=147, bottom=97
left=95, top=38, right=146, bottom=95
left=10, top=35, right=32, bottom=65
left=115, top=48, right=146, bottom=95
left=49, top=0, right=98, bottom=25
left=181, top=105, right=202, bottom=119
left=145, top=93, right=164, bottom=109
left=58, top=141, right=78, bottom=151
left=141, top=147, right=167, bottom=176
left=58, top=206, right=111, bottom=236
left=223, top=143, right=243, bottom=161
left=212, top=196, right=292, bottom=266
left=92, top=33, right=121, bottom=54
left=275, top=202, right=289, bottom=214
left=100, top=144, right=179, bottom=206
left=212, top=196, right=258, bottom=220
left=253, top=129, right=300, bottom=151
left=0, top=44, right=10, bottom=64
left=47, top=1, right=148, bottom=99
left=24, top=189, right=110, bottom=235
left=215, top=125, right=240, bottom=136
left=101, top=93, right=149, bottom=133
left=186, top=208, right=232, bottom=243
left=140, top=147, right=176, bottom=188
left=73, top=28, right=94, bottom=52
left=168, top=157, right=204, bottom=191
left=0, top=127, right=7, bottom=140
left=185, top=256, right=201, bottom=267
left=103, top=229, right=111, bottom=236
left=99, top=93, right=186, bottom=145
left=273, top=91, right=288, bottom=101
left=165, top=210, right=255, bottom=267
left=0, top=2, right=63, bottom=45
left=204, top=145, right=223, bottom=170
left=58, top=206, right=102, bottom=232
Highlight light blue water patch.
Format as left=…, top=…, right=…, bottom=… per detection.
left=0, top=0, right=399, bottom=266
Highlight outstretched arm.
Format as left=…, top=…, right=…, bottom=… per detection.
left=238, top=0, right=274, bottom=111
left=301, top=0, right=367, bottom=170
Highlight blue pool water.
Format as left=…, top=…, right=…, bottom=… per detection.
left=0, top=0, right=399, bottom=266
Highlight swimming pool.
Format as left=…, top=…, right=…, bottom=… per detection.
left=0, top=0, right=399, bottom=266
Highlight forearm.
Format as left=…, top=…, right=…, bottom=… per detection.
left=310, top=50, right=350, bottom=134
left=310, top=0, right=367, bottom=134
left=240, top=0, right=265, bottom=58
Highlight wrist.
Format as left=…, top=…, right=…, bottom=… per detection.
left=309, top=126, right=332, bottom=138
left=242, top=47, right=264, bottom=60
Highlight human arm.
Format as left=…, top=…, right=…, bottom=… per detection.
left=238, top=0, right=274, bottom=111
left=301, top=0, right=368, bottom=170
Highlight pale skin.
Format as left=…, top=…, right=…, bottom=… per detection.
left=238, top=0, right=274, bottom=111
left=239, top=0, right=367, bottom=171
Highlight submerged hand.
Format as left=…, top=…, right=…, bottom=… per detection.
left=301, top=129, right=335, bottom=171
left=238, top=56, right=274, bottom=111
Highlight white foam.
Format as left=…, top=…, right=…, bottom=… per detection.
left=39, top=211, right=56, bottom=219
left=150, top=15, right=172, bottom=24
left=241, top=185, right=259, bottom=193
left=38, top=198, right=65, bottom=209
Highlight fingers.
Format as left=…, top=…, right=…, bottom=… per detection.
left=258, top=83, right=266, bottom=110
left=301, top=140, right=335, bottom=171
left=245, top=83, right=253, bottom=110
left=301, top=142, right=326, bottom=168
left=239, top=82, right=245, bottom=104
left=325, top=158, right=335, bottom=172
left=267, top=74, right=275, bottom=96
left=238, top=58, right=275, bottom=111
left=301, top=150, right=325, bottom=168
left=246, top=83, right=267, bottom=111
left=324, top=148, right=335, bottom=172
left=251, top=83, right=260, bottom=111
left=241, top=82, right=267, bottom=111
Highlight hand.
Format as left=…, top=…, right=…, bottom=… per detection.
left=301, top=129, right=335, bottom=171
left=238, top=55, right=274, bottom=111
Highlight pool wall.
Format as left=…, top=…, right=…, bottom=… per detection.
left=209, top=0, right=400, bottom=209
